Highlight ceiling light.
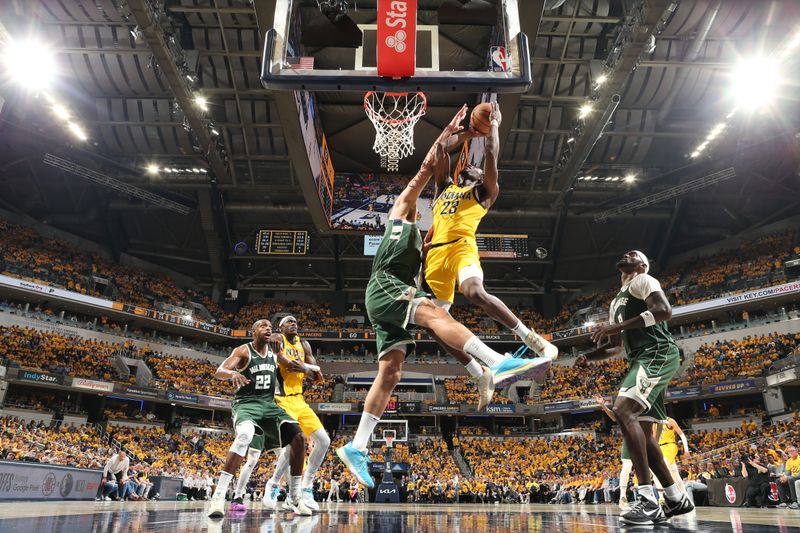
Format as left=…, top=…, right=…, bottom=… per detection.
left=146, top=164, right=159, bottom=175
left=163, top=168, right=173, bottom=173
left=610, top=177, right=620, bottom=182
left=194, top=95, right=209, bottom=111
left=729, top=57, right=781, bottom=110
left=578, top=104, right=593, bottom=119
left=199, top=168, right=208, bottom=173
left=624, top=174, right=636, bottom=183
left=595, top=74, right=608, bottom=86
left=52, top=104, right=70, bottom=120
left=210, top=128, right=220, bottom=136
left=67, top=122, right=87, bottom=141
left=567, top=137, right=575, bottom=143
left=2, top=39, right=56, bottom=89
left=690, top=150, right=701, bottom=158
left=605, top=177, right=613, bottom=181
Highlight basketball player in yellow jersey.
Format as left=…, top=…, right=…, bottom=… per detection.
left=424, top=102, right=557, bottom=361
left=260, top=315, right=330, bottom=512
left=656, top=417, right=689, bottom=497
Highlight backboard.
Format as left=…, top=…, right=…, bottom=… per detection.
left=372, top=419, right=409, bottom=443
left=261, top=0, right=530, bottom=93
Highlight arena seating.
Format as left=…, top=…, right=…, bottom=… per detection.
left=672, top=332, right=800, bottom=387
left=444, top=376, right=512, bottom=405
left=536, top=358, right=628, bottom=403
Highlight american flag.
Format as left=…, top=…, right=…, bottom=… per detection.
left=286, top=56, right=315, bottom=70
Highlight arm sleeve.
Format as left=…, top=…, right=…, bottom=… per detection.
left=628, top=274, right=663, bottom=301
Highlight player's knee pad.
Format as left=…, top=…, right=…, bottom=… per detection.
left=230, top=421, right=257, bottom=456
left=311, top=428, right=331, bottom=450
left=246, top=447, right=262, bottom=464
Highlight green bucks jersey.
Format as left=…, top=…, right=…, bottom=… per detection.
left=608, top=274, right=675, bottom=355
left=234, top=342, right=283, bottom=400
left=371, top=219, right=423, bottom=287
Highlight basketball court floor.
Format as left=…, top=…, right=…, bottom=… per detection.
left=0, top=501, right=796, bottom=532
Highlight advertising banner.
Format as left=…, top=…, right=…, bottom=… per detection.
left=429, top=405, right=460, bottom=414
left=19, top=370, right=64, bottom=385
left=72, top=378, right=114, bottom=393
left=0, top=461, right=102, bottom=501
left=543, top=401, right=576, bottom=413
left=203, top=396, right=233, bottom=409
left=115, top=384, right=160, bottom=399
left=673, top=281, right=800, bottom=316
left=666, top=386, right=702, bottom=399
left=317, top=403, right=353, bottom=413
left=707, top=380, right=757, bottom=395
left=486, top=404, right=516, bottom=414
left=166, top=391, right=199, bottom=404
left=0, top=274, right=114, bottom=309
left=398, top=401, right=421, bottom=414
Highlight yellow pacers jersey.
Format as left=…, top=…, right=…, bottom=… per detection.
left=431, top=184, right=487, bottom=243
left=659, top=424, right=679, bottom=464
left=659, top=425, right=676, bottom=447
left=279, top=334, right=305, bottom=396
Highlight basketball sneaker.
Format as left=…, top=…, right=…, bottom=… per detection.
left=207, top=495, right=226, bottom=519
left=301, top=487, right=319, bottom=511
left=283, top=496, right=313, bottom=516
left=523, top=331, right=558, bottom=361
left=662, top=493, right=694, bottom=518
left=336, top=442, right=374, bottom=488
left=619, top=495, right=667, bottom=525
left=263, top=482, right=281, bottom=510
left=491, top=355, right=552, bottom=388
left=473, top=366, right=495, bottom=410
left=229, top=496, right=247, bottom=512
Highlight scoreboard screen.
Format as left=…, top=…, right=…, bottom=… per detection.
left=476, top=234, right=530, bottom=258
left=256, top=230, right=309, bottom=255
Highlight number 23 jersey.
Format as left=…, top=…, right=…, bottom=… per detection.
left=431, top=183, right=487, bottom=244
left=234, top=342, right=283, bottom=400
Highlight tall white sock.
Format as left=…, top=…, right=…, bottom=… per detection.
left=289, top=475, right=302, bottom=501
left=638, top=484, right=658, bottom=504
left=234, top=448, right=260, bottom=498
left=302, top=429, right=331, bottom=489
left=619, top=460, right=632, bottom=500
left=465, top=359, right=484, bottom=378
left=463, top=336, right=506, bottom=368
left=511, top=321, right=532, bottom=340
left=353, top=412, right=381, bottom=452
left=268, top=445, right=291, bottom=487
left=213, top=471, right=233, bottom=500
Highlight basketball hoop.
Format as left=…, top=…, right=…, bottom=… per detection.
left=364, top=91, right=427, bottom=172
left=383, top=428, right=396, bottom=448
left=385, top=435, right=395, bottom=449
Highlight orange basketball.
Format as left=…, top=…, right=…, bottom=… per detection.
left=470, top=102, right=500, bottom=134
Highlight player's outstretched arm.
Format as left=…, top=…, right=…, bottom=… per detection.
left=389, top=105, right=468, bottom=223
left=215, top=345, right=250, bottom=388
left=480, top=102, right=501, bottom=207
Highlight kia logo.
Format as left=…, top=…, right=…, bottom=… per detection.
left=379, top=488, right=396, bottom=494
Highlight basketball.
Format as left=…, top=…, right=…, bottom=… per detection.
left=470, top=103, right=500, bottom=134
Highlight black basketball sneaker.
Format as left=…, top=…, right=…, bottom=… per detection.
left=620, top=495, right=668, bottom=525
left=662, top=493, right=695, bottom=518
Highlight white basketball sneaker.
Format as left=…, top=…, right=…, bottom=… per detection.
left=301, top=487, right=319, bottom=511
left=473, top=367, right=495, bottom=410
left=262, top=482, right=280, bottom=510
left=523, top=331, right=558, bottom=360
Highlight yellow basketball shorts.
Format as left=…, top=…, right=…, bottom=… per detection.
left=661, top=443, right=679, bottom=465
left=275, top=394, right=323, bottom=436
left=424, top=238, right=483, bottom=304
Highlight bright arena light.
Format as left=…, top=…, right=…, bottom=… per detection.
left=595, top=74, right=608, bottom=86
left=2, top=39, right=57, bottom=89
left=51, top=103, right=70, bottom=120
left=578, top=104, right=593, bottom=119
left=67, top=122, right=87, bottom=141
left=146, top=164, right=160, bottom=175
left=624, top=173, right=636, bottom=183
left=194, top=95, right=209, bottom=111
left=729, top=57, right=781, bottom=110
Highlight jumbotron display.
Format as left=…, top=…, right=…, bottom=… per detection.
left=255, top=230, right=309, bottom=255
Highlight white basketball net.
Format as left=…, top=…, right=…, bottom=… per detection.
left=364, top=91, right=427, bottom=172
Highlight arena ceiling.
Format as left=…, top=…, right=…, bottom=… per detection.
left=0, top=0, right=798, bottom=298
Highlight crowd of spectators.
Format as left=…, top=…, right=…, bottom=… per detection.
left=0, top=325, right=125, bottom=382
left=537, top=358, right=628, bottom=403
left=144, top=352, right=232, bottom=397
left=444, top=376, right=512, bottom=405
left=673, top=332, right=800, bottom=387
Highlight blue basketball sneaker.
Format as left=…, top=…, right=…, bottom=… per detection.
left=490, top=355, right=552, bottom=388
left=336, top=442, right=374, bottom=488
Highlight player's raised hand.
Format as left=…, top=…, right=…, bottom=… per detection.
left=267, top=333, right=284, bottom=355
left=442, top=104, right=468, bottom=137
left=490, top=102, right=502, bottom=125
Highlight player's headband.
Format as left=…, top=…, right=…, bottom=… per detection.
left=278, top=315, right=297, bottom=327
left=631, top=250, right=650, bottom=273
